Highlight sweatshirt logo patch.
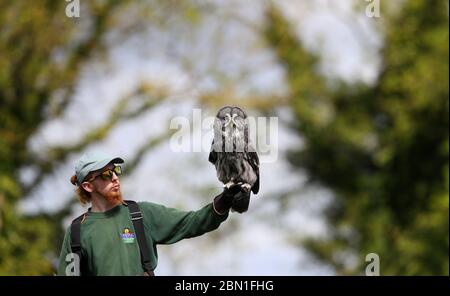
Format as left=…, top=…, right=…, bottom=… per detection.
left=121, top=228, right=136, bottom=243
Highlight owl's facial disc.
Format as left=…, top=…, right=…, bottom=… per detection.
left=231, top=113, right=240, bottom=128
left=224, top=113, right=232, bottom=127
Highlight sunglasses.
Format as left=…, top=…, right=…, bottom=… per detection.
left=90, top=165, right=122, bottom=182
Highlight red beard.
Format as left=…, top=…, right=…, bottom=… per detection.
left=104, top=189, right=123, bottom=204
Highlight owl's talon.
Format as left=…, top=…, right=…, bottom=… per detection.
left=241, top=183, right=251, bottom=192
left=224, top=181, right=235, bottom=189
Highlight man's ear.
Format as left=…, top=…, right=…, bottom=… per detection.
left=81, top=181, right=94, bottom=193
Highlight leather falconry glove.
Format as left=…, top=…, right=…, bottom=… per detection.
left=213, top=183, right=244, bottom=215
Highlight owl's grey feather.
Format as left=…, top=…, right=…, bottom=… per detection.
left=208, top=106, right=260, bottom=213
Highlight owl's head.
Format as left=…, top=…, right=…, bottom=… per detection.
left=215, top=105, right=247, bottom=130
left=212, top=106, right=249, bottom=153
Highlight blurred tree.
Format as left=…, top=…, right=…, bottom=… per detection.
left=264, top=0, right=448, bottom=275
left=1, top=0, right=278, bottom=275
left=0, top=0, right=195, bottom=275
left=0, top=0, right=133, bottom=275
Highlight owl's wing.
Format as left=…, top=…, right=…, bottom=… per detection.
left=248, top=151, right=260, bottom=194
left=208, top=140, right=217, bottom=164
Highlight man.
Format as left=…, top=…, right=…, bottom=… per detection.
left=57, top=151, right=242, bottom=276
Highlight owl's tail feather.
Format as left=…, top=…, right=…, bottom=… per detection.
left=231, top=190, right=251, bottom=213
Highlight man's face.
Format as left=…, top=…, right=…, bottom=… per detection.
left=84, top=164, right=123, bottom=204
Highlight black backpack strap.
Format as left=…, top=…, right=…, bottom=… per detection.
left=125, top=200, right=155, bottom=276
left=70, top=212, right=87, bottom=276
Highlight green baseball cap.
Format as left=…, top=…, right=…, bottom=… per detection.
left=75, top=151, right=124, bottom=185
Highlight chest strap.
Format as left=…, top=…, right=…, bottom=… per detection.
left=125, top=200, right=155, bottom=276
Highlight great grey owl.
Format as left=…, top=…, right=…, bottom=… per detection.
left=208, top=106, right=260, bottom=213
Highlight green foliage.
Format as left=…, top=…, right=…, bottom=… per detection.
left=264, top=0, right=449, bottom=275
left=1, top=0, right=69, bottom=275
left=0, top=0, right=132, bottom=275
left=0, top=0, right=202, bottom=275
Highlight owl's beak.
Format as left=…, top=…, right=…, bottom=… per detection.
left=231, top=114, right=239, bottom=127
left=224, top=113, right=232, bottom=127
left=224, top=113, right=240, bottom=128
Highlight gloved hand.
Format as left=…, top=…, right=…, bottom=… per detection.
left=213, top=184, right=243, bottom=215
left=231, top=184, right=251, bottom=214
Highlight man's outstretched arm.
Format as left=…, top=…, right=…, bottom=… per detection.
left=140, top=185, right=242, bottom=244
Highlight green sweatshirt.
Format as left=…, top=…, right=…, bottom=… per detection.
left=57, top=201, right=228, bottom=276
